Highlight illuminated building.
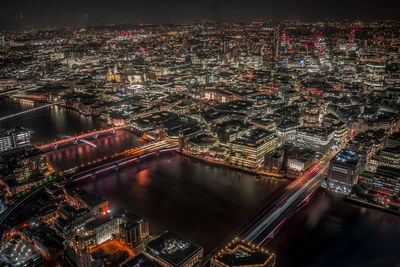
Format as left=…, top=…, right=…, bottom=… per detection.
left=230, top=128, right=278, bottom=169
left=106, top=67, right=121, bottom=83
left=203, top=89, right=235, bottom=103
left=0, top=146, right=47, bottom=184
left=302, top=104, right=320, bottom=127
left=216, top=120, right=252, bottom=144
left=0, top=128, right=31, bottom=152
left=276, top=122, right=299, bottom=144
left=122, top=253, right=162, bottom=267
left=64, top=247, right=92, bottom=267
left=327, top=149, right=360, bottom=195
left=146, top=231, right=203, bottom=267
left=363, top=62, right=385, bottom=89
left=363, top=166, right=400, bottom=194
left=211, top=237, right=276, bottom=267
left=116, top=209, right=150, bottom=248
left=65, top=189, right=109, bottom=215
left=264, top=150, right=284, bottom=171
left=380, top=146, right=400, bottom=169
left=81, top=216, right=121, bottom=246
left=0, top=235, right=42, bottom=267
left=286, top=150, right=316, bottom=177
left=186, top=134, right=217, bottom=155
left=295, top=126, right=335, bottom=156
left=249, top=116, right=277, bottom=131
left=0, top=196, right=6, bottom=214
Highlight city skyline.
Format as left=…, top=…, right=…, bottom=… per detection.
left=0, top=9, right=400, bottom=267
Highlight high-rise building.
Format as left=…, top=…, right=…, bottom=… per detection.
left=274, top=27, right=280, bottom=62
left=327, top=149, right=360, bottom=195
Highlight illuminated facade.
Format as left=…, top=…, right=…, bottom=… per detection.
left=230, top=129, right=278, bottom=169
left=302, top=104, right=320, bottom=127
left=82, top=217, right=121, bottom=246
left=295, top=126, right=335, bottom=156
left=327, top=149, right=360, bottom=195
left=363, top=62, right=385, bottom=89
left=0, top=128, right=30, bottom=153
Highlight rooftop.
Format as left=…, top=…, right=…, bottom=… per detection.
left=122, top=253, right=161, bottom=267
left=212, top=238, right=275, bottom=266
left=333, top=149, right=358, bottom=165
left=146, top=231, right=202, bottom=266
left=233, top=128, right=275, bottom=146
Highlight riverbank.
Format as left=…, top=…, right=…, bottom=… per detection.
left=180, top=151, right=291, bottom=180
left=346, top=196, right=400, bottom=216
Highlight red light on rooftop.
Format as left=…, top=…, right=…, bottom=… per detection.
left=317, top=90, right=322, bottom=95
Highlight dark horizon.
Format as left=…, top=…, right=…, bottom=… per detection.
left=1, top=0, right=400, bottom=30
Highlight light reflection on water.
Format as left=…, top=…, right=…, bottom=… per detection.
left=80, top=153, right=287, bottom=253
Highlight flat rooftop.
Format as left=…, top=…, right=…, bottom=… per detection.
left=212, top=238, right=275, bottom=266
left=233, top=128, right=275, bottom=146
left=146, top=231, right=202, bottom=266
left=333, top=149, right=358, bottom=165
left=122, top=253, right=161, bottom=267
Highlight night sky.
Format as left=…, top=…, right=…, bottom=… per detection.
left=1, top=0, right=399, bottom=29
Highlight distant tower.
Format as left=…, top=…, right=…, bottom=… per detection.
left=349, top=29, right=355, bottom=43
left=274, top=26, right=280, bottom=62
left=178, top=129, right=184, bottom=152
left=159, top=124, right=165, bottom=140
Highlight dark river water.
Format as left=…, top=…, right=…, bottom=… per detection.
left=267, top=190, right=400, bottom=267
left=46, top=129, right=143, bottom=172
left=1, top=99, right=400, bottom=264
left=79, top=153, right=286, bottom=253
left=0, top=99, right=107, bottom=145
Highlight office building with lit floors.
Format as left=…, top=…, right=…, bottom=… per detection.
left=211, top=237, right=276, bottom=267
left=230, top=128, right=278, bottom=169
left=295, top=126, right=335, bottom=157
left=327, top=149, right=360, bottom=195
left=146, top=231, right=203, bottom=267
left=0, top=127, right=31, bottom=153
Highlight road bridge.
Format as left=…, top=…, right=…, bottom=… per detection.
left=71, top=140, right=180, bottom=182
left=37, top=126, right=130, bottom=150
